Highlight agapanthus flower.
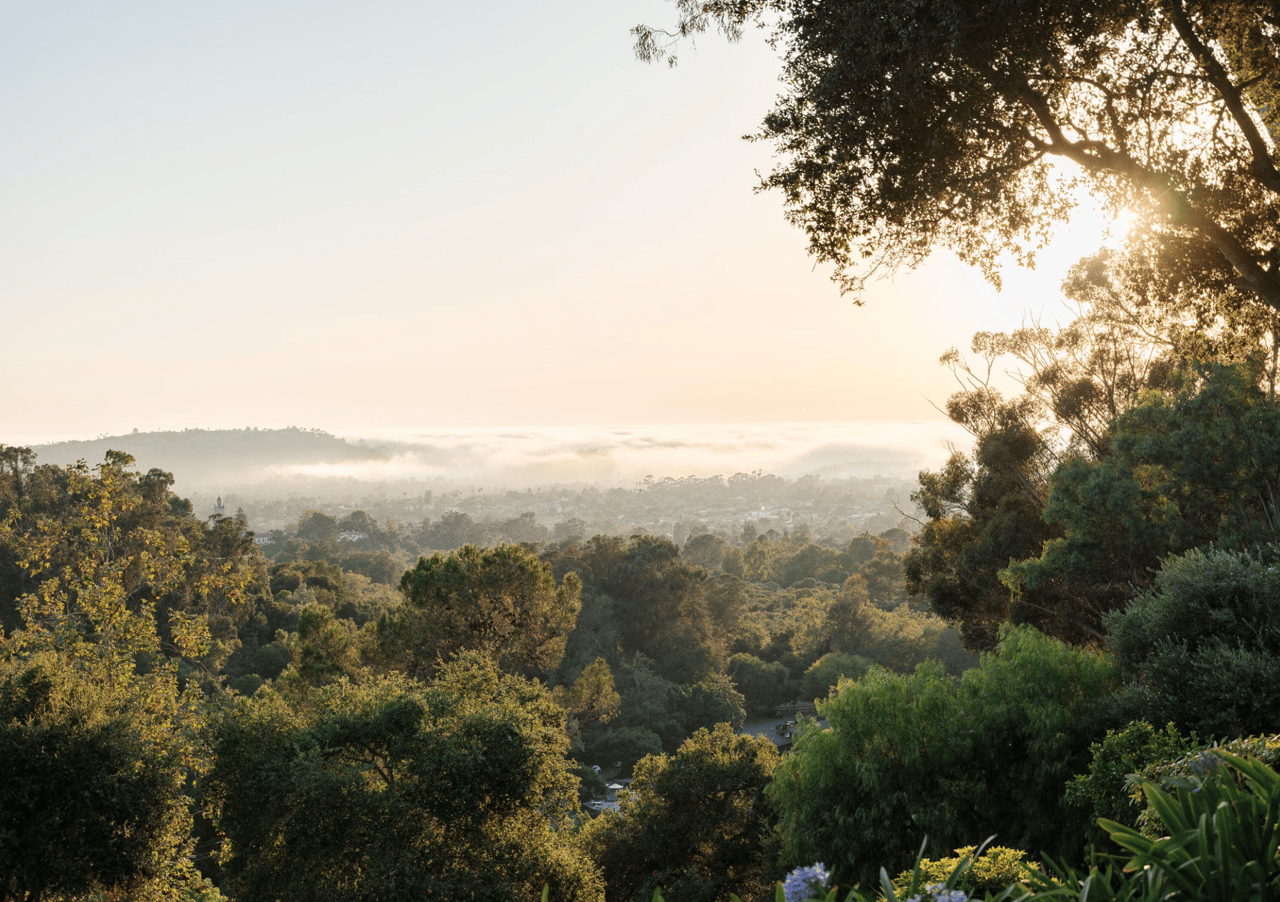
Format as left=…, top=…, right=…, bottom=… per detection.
left=782, top=863, right=831, bottom=902
left=906, top=884, right=969, bottom=902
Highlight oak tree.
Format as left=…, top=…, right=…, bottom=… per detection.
left=636, top=1, right=1280, bottom=318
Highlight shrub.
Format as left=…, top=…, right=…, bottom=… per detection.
left=1100, top=753, right=1280, bottom=902
left=894, top=846, right=1041, bottom=897
left=769, top=626, right=1119, bottom=886
left=1063, top=721, right=1196, bottom=851
left=751, top=755, right=1280, bottom=902
left=1106, top=547, right=1280, bottom=738
left=1131, top=733, right=1280, bottom=836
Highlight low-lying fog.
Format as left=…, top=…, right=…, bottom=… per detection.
left=32, top=421, right=969, bottom=494
left=274, top=421, right=969, bottom=488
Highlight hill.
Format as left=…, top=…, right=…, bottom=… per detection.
left=32, top=427, right=386, bottom=490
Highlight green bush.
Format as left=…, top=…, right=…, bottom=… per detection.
left=743, top=754, right=1280, bottom=902
left=1100, top=753, right=1280, bottom=902
left=1131, top=733, right=1280, bottom=836
left=1063, top=721, right=1195, bottom=851
left=1105, top=547, right=1280, bottom=738
left=769, top=626, right=1119, bottom=886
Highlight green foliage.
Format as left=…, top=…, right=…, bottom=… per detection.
left=729, top=652, right=796, bottom=713
left=1005, top=361, right=1280, bottom=622
left=546, top=535, right=736, bottom=685
left=0, top=654, right=203, bottom=902
left=286, top=601, right=366, bottom=687
left=1105, top=546, right=1280, bottom=737
left=769, top=627, right=1118, bottom=886
left=558, top=657, right=622, bottom=727
left=575, top=764, right=609, bottom=805
left=637, top=0, right=1280, bottom=321
left=396, top=543, right=582, bottom=677
left=208, top=654, right=603, bottom=902
left=798, top=652, right=872, bottom=703
left=1130, top=734, right=1280, bottom=837
left=1101, top=753, right=1280, bottom=902
left=1064, top=721, right=1196, bottom=851
left=669, top=672, right=747, bottom=735
left=904, top=409, right=1060, bottom=651
left=0, top=450, right=261, bottom=672
left=0, top=450, right=262, bottom=899
left=583, top=723, right=780, bottom=902
left=584, top=725, right=665, bottom=771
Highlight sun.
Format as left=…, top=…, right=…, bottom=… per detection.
left=1102, top=207, right=1138, bottom=248
left=1028, top=197, right=1141, bottom=286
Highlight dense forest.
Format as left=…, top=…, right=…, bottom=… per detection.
left=9, top=1, right=1280, bottom=901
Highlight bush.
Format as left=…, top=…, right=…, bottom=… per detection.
left=1099, top=753, right=1280, bottom=902
left=1106, top=547, right=1280, bottom=738
left=1131, top=733, right=1280, bottom=836
left=743, top=755, right=1280, bottom=902
left=769, top=626, right=1118, bottom=886
left=894, top=846, right=1041, bottom=897
left=1063, top=721, right=1196, bottom=851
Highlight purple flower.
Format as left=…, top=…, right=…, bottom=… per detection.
left=782, top=863, right=831, bottom=902
left=907, top=884, right=970, bottom=902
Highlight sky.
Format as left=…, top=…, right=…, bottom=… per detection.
left=3, top=1, right=1121, bottom=448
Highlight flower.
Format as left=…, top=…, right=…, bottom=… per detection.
left=782, top=863, right=831, bottom=902
left=1190, top=749, right=1222, bottom=778
left=907, top=884, right=969, bottom=902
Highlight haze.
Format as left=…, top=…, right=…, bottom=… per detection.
left=4, top=1, right=1115, bottom=449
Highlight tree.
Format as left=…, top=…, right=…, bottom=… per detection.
left=583, top=723, right=781, bottom=902
left=0, top=449, right=263, bottom=677
left=1003, top=358, right=1280, bottom=630
left=635, top=1, right=1280, bottom=319
left=0, top=654, right=200, bottom=902
left=0, top=450, right=258, bottom=901
left=822, top=574, right=873, bottom=656
left=798, top=651, right=872, bottom=702
left=295, top=511, right=339, bottom=544
left=208, top=655, right=603, bottom=902
left=683, top=533, right=729, bottom=571
left=769, top=627, right=1117, bottom=886
left=396, top=543, right=581, bottom=677
left=903, top=400, right=1062, bottom=650
left=544, top=535, right=732, bottom=684
left=556, top=656, right=622, bottom=728
left=727, top=652, right=795, bottom=712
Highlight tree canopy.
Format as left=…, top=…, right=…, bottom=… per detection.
left=396, top=543, right=581, bottom=677
left=636, top=1, right=1280, bottom=315
left=583, top=723, right=780, bottom=902
left=208, top=655, right=603, bottom=902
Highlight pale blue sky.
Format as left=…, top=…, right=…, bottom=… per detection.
left=3, top=1, right=1108, bottom=445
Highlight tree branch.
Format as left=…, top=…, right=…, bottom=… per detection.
left=1163, top=0, right=1280, bottom=195
left=1015, top=76, right=1280, bottom=313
